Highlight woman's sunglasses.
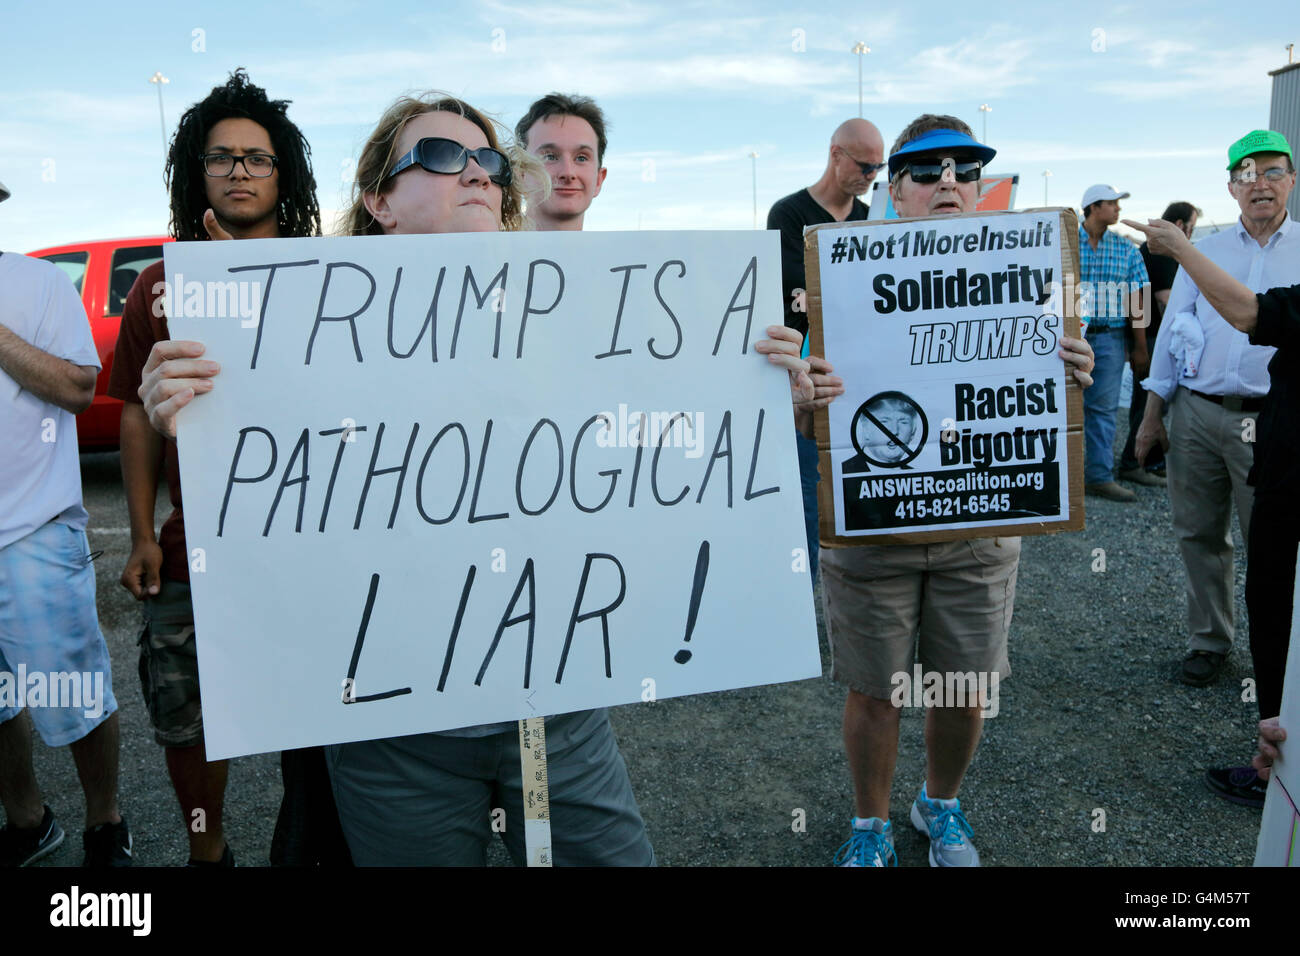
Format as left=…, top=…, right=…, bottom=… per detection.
left=899, top=159, right=982, bottom=185
left=386, top=137, right=513, bottom=187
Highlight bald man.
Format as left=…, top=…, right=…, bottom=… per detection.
left=769, top=119, right=885, bottom=339
left=767, top=118, right=885, bottom=583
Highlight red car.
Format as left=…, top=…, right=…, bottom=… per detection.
left=27, top=236, right=172, bottom=450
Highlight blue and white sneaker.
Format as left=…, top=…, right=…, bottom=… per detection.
left=910, top=785, right=980, bottom=867
left=832, top=817, right=897, bottom=867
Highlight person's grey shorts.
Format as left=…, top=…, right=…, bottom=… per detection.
left=0, top=521, right=118, bottom=746
left=325, top=708, right=655, bottom=866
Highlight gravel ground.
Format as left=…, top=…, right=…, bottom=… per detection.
left=24, top=418, right=1265, bottom=867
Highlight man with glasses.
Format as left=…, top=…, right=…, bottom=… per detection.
left=768, top=118, right=885, bottom=584
left=109, top=70, right=349, bottom=866
left=821, top=115, right=1095, bottom=867
left=1132, top=131, right=1300, bottom=802
left=1129, top=209, right=1300, bottom=852
left=1078, top=185, right=1150, bottom=503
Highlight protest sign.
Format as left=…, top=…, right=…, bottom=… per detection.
left=805, top=208, right=1084, bottom=545
left=1254, top=545, right=1300, bottom=866
left=164, top=231, right=820, bottom=759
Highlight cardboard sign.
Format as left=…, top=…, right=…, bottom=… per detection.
left=164, top=231, right=821, bottom=759
left=805, top=208, right=1084, bottom=545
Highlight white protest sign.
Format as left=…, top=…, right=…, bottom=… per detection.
left=165, top=231, right=820, bottom=759
left=808, top=209, right=1083, bottom=545
left=1254, top=544, right=1300, bottom=866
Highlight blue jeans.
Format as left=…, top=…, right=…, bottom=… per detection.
left=1082, top=329, right=1126, bottom=484
left=796, top=430, right=820, bottom=583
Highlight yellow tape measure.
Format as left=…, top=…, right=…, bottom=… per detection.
left=517, top=717, right=553, bottom=867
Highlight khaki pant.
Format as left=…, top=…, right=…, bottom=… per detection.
left=820, top=537, right=1019, bottom=700
left=1167, top=389, right=1257, bottom=656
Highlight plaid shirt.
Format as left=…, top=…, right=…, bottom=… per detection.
left=1078, top=226, right=1149, bottom=329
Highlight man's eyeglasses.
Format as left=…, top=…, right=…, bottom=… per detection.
left=838, top=148, right=886, bottom=178
left=201, top=153, right=278, bottom=178
left=386, top=137, right=512, bottom=187
left=1231, top=167, right=1292, bottom=185
left=899, top=159, right=982, bottom=185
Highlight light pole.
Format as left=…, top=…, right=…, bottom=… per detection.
left=149, top=72, right=170, bottom=162
left=852, top=42, right=869, bottom=117
left=1042, top=169, right=1053, bottom=206
left=749, top=151, right=759, bottom=229
left=979, top=104, right=992, bottom=142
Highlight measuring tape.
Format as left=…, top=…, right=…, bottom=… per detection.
left=517, top=717, right=552, bottom=867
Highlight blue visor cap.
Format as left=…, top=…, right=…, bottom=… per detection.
left=887, top=128, right=997, bottom=178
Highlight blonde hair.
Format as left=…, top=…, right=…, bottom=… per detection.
left=344, top=92, right=548, bottom=235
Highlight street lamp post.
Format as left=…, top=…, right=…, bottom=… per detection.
left=149, top=72, right=170, bottom=162
left=852, top=42, right=869, bottom=118
left=1042, top=169, right=1053, bottom=206
left=979, top=103, right=992, bottom=142
left=749, top=151, right=759, bottom=229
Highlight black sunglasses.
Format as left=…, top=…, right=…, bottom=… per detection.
left=901, top=159, right=982, bottom=184
left=839, top=147, right=886, bottom=178
left=387, top=137, right=512, bottom=187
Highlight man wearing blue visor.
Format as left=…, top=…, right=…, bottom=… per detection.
left=821, top=115, right=1096, bottom=867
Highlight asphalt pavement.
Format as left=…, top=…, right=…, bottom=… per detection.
left=21, top=433, right=1265, bottom=867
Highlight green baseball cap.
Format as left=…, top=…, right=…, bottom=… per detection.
left=1227, top=130, right=1293, bottom=170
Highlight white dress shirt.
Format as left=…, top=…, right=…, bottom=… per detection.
left=1143, top=213, right=1300, bottom=402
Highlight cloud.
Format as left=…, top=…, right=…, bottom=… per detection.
left=995, top=141, right=1222, bottom=163
left=608, top=148, right=779, bottom=175
left=809, top=32, right=1038, bottom=114
left=1140, top=39, right=1197, bottom=68
left=248, top=6, right=910, bottom=129
left=477, top=0, right=659, bottom=29
left=1087, top=42, right=1278, bottom=102
left=0, top=90, right=159, bottom=135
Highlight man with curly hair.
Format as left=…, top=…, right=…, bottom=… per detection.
left=109, top=70, right=347, bottom=866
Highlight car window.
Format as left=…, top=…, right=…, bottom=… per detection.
left=107, top=245, right=164, bottom=316
left=39, top=252, right=89, bottom=295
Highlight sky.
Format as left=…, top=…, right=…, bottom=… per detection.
left=3, top=0, right=1299, bottom=252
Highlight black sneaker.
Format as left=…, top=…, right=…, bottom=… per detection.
left=1, top=805, right=65, bottom=867
left=83, top=816, right=132, bottom=867
left=1204, top=766, right=1267, bottom=809
left=186, top=843, right=235, bottom=867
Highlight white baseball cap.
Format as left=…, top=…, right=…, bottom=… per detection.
left=0, top=181, right=9, bottom=203
left=1081, top=184, right=1130, bottom=207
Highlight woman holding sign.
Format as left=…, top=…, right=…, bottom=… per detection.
left=820, top=115, right=1096, bottom=868
left=328, top=93, right=661, bottom=866
left=333, top=93, right=831, bottom=865
left=137, top=91, right=825, bottom=866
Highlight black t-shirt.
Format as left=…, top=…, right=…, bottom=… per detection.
left=767, top=188, right=870, bottom=338
left=1139, top=241, right=1179, bottom=336
left=1248, top=283, right=1300, bottom=497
